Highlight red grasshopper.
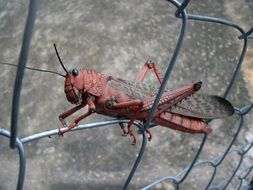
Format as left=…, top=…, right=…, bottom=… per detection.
left=54, top=44, right=234, bottom=144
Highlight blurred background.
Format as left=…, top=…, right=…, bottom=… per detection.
left=0, top=0, right=252, bottom=189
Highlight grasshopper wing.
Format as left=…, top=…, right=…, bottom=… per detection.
left=107, top=76, right=158, bottom=99
left=108, top=77, right=234, bottom=119
left=170, top=93, right=234, bottom=119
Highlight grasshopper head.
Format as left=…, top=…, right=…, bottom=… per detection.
left=53, top=44, right=84, bottom=104
left=64, top=68, right=83, bottom=104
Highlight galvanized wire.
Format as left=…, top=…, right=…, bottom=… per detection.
left=0, top=129, right=26, bottom=190
left=10, top=0, right=37, bottom=149
left=0, top=0, right=253, bottom=189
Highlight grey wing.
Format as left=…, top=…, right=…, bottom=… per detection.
left=108, top=77, right=234, bottom=119
left=107, top=76, right=158, bottom=99
left=170, top=93, right=234, bottom=119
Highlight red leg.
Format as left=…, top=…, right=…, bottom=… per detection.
left=59, top=103, right=85, bottom=128
left=133, top=59, right=162, bottom=142
left=145, top=128, right=152, bottom=141
left=120, top=121, right=152, bottom=143
left=135, top=59, right=163, bottom=84
left=58, top=110, right=94, bottom=135
left=112, top=100, right=143, bottom=140
left=106, top=99, right=143, bottom=110
left=58, top=95, right=96, bottom=136
left=127, top=120, right=137, bottom=145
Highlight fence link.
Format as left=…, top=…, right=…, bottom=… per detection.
left=0, top=0, right=253, bottom=189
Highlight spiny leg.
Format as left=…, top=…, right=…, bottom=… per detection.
left=134, top=58, right=162, bottom=141
left=127, top=120, right=137, bottom=145
left=116, top=59, right=163, bottom=143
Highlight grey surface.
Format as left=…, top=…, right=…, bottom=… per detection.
left=0, top=0, right=252, bottom=189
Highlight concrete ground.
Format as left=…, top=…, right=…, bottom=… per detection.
left=0, top=0, right=252, bottom=189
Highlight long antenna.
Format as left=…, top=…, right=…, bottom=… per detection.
left=53, top=43, right=68, bottom=74
left=0, top=62, right=65, bottom=77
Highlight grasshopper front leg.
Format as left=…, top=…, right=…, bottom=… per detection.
left=59, top=103, right=85, bottom=129
left=58, top=95, right=96, bottom=135
left=58, top=110, right=94, bottom=135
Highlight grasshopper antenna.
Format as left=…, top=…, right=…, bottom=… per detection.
left=0, top=62, right=65, bottom=77
left=53, top=43, right=68, bottom=74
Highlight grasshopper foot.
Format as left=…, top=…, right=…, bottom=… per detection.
left=145, top=128, right=152, bottom=141
left=58, top=128, right=66, bottom=136
left=58, top=124, right=67, bottom=136
left=58, top=123, right=76, bottom=136
left=130, top=132, right=137, bottom=145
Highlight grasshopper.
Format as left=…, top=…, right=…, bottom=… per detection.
left=54, top=44, right=234, bottom=144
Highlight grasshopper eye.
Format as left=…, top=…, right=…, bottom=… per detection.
left=72, top=68, right=79, bottom=76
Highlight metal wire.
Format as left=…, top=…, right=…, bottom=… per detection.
left=144, top=0, right=188, bottom=131
left=10, top=0, right=37, bottom=149
left=1, top=0, right=253, bottom=189
left=0, top=129, right=26, bottom=190
left=184, top=14, right=247, bottom=98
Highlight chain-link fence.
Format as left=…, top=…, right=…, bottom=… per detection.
left=0, top=0, right=253, bottom=189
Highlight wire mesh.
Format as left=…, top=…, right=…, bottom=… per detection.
left=0, top=0, right=253, bottom=189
